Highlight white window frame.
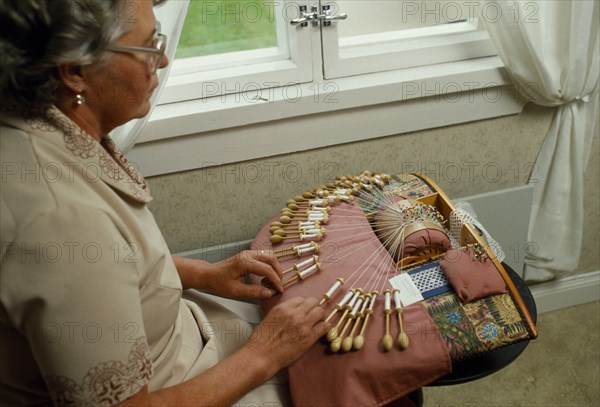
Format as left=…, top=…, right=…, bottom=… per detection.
left=159, top=1, right=313, bottom=104
left=130, top=57, right=524, bottom=177
left=128, top=2, right=524, bottom=177
left=322, top=18, right=496, bottom=79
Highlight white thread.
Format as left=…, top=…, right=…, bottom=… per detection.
left=393, top=289, right=402, bottom=310
left=296, top=256, right=316, bottom=269
left=337, top=290, right=354, bottom=308
left=348, top=290, right=361, bottom=308
left=384, top=291, right=391, bottom=311
left=325, top=279, right=343, bottom=299
left=368, top=294, right=377, bottom=311
left=350, top=298, right=363, bottom=317
left=299, top=264, right=319, bottom=279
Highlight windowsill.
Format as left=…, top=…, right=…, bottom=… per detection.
left=129, top=56, right=525, bottom=177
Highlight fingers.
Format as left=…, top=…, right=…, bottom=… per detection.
left=240, top=282, right=275, bottom=300
left=241, top=250, right=284, bottom=294
left=313, top=319, right=333, bottom=339
left=298, top=298, right=331, bottom=332
left=250, top=297, right=331, bottom=368
left=284, top=298, right=331, bottom=351
left=276, top=297, right=329, bottom=331
left=255, top=250, right=283, bottom=278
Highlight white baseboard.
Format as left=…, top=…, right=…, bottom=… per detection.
left=529, top=270, right=600, bottom=314
left=177, top=243, right=600, bottom=315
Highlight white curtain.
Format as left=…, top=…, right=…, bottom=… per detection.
left=479, top=0, right=599, bottom=281
left=111, top=0, right=189, bottom=153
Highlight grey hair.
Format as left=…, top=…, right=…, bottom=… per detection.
left=0, top=0, right=167, bottom=113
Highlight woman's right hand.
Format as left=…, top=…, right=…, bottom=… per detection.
left=245, top=297, right=331, bottom=372
left=119, top=297, right=331, bottom=406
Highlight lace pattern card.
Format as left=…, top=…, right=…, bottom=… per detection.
left=389, top=261, right=453, bottom=306
left=407, top=261, right=452, bottom=299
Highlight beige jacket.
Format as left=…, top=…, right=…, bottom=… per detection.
left=1, top=107, right=288, bottom=406
left=0, top=107, right=274, bottom=406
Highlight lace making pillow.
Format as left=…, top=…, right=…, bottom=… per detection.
left=440, top=246, right=508, bottom=304
left=401, top=226, right=452, bottom=257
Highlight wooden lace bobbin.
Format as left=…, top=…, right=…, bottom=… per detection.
left=325, top=288, right=360, bottom=342
left=287, top=194, right=334, bottom=205
left=381, top=289, right=394, bottom=352
left=324, top=289, right=355, bottom=342
left=271, top=227, right=326, bottom=238
left=393, top=289, right=409, bottom=350
left=332, top=193, right=353, bottom=202
left=341, top=295, right=368, bottom=352
left=353, top=291, right=378, bottom=350
left=272, top=220, right=318, bottom=228
left=293, top=192, right=317, bottom=201
left=269, top=220, right=318, bottom=233
left=357, top=182, right=374, bottom=192
left=264, top=256, right=320, bottom=295
left=285, top=197, right=332, bottom=209
left=308, top=198, right=335, bottom=207
left=297, top=224, right=325, bottom=234
left=320, top=277, right=345, bottom=306
left=359, top=174, right=381, bottom=187
left=330, top=289, right=363, bottom=353
left=279, top=212, right=329, bottom=224
left=278, top=213, right=329, bottom=225
left=270, top=221, right=321, bottom=235
left=269, top=231, right=323, bottom=244
left=293, top=242, right=320, bottom=257
left=281, top=207, right=330, bottom=218
left=306, top=207, right=332, bottom=215
left=320, top=194, right=354, bottom=204
left=282, top=260, right=322, bottom=288
left=315, top=185, right=356, bottom=199
left=282, top=255, right=319, bottom=275
left=261, top=259, right=319, bottom=295
left=371, top=175, right=386, bottom=188
left=286, top=203, right=332, bottom=212
left=316, top=188, right=353, bottom=200
left=273, top=241, right=318, bottom=258
left=280, top=210, right=330, bottom=222
left=273, top=242, right=318, bottom=257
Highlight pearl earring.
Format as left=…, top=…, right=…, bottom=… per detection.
left=74, top=93, right=86, bottom=106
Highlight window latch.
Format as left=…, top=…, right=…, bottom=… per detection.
left=290, top=5, right=348, bottom=27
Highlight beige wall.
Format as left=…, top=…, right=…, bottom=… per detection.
left=146, top=103, right=599, bottom=276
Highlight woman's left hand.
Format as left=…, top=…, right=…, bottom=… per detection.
left=173, top=251, right=283, bottom=300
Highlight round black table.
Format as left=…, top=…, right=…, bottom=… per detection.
left=429, top=264, right=538, bottom=385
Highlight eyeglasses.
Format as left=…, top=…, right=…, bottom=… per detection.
left=107, top=22, right=167, bottom=73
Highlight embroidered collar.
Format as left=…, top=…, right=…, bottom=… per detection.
left=25, top=106, right=153, bottom=203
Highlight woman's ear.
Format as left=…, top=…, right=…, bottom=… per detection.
left=56, top=64, right=86, bottom=94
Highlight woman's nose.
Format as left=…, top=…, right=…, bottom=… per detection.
left=159, top=53, right=170, bottom=70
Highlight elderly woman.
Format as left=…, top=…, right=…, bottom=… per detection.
left=0, top=0, right=330, bottom=405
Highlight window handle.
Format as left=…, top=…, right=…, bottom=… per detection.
left=290, top=5, right=347, bottom=27
left=321, top=5, right=347, bottom=26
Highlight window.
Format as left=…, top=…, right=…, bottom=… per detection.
left=134, top=1, right=520, bottom=177
left=176, top=0, right=278, bottom=59
left=160, top=1, right=496, bottom=103
left=322, top=1, right=496, bottom=78
left=159, top=0, right=312, bottom=104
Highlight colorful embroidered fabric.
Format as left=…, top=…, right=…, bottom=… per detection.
left=423, top=291, right=533, bottom=361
